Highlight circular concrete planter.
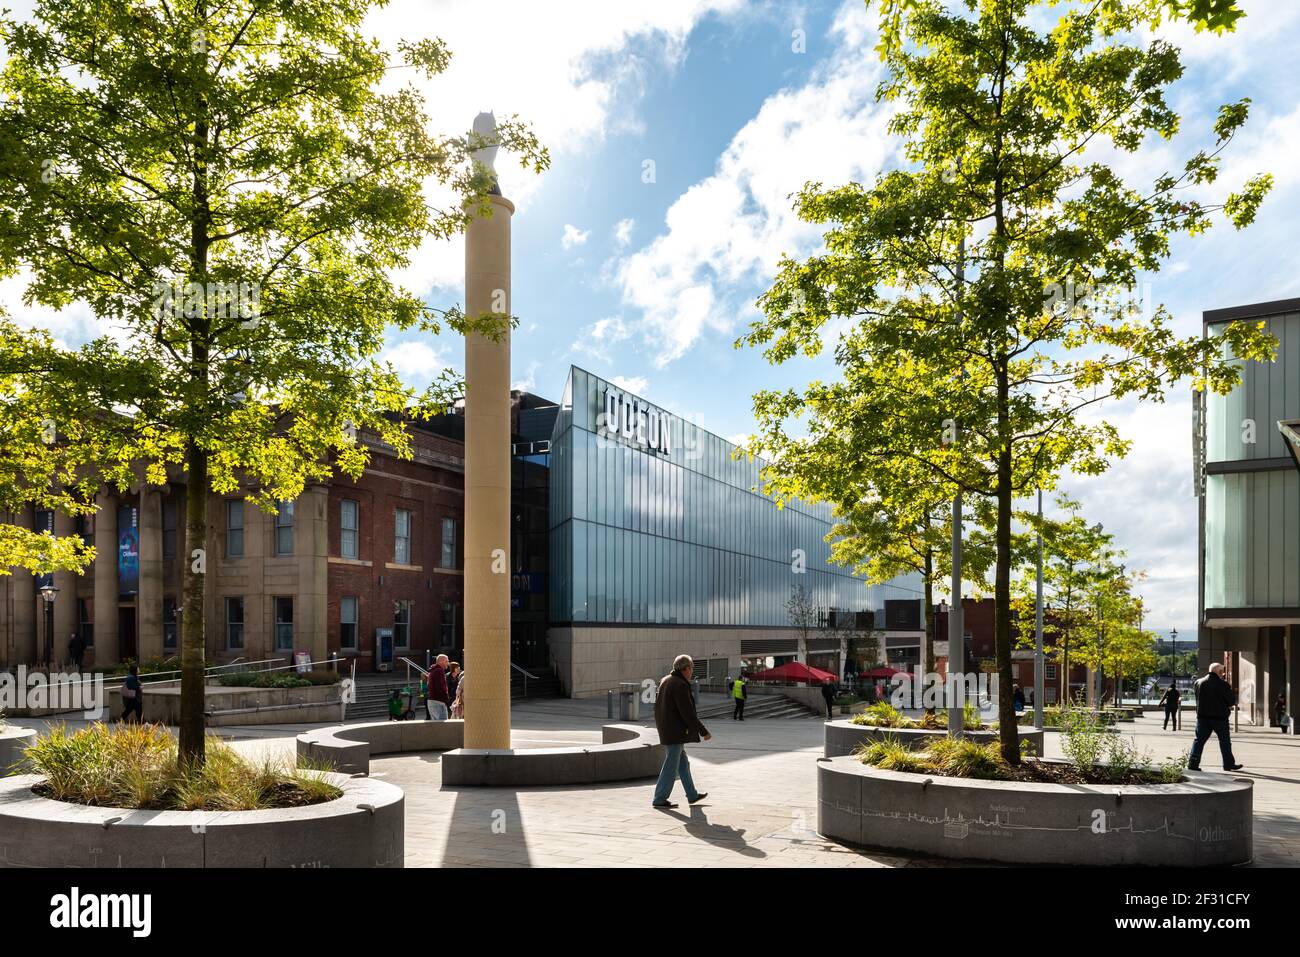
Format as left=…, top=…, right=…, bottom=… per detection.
left=824, top=720, right=1045, bottom=759
left=817, top=756, right=1252, bottom=866
left=0, top=772, right=404, bottom=868
left=0, top=726, right=37, bottom=776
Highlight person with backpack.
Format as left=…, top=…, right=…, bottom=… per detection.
left=120, top=665, right=144, bottom=723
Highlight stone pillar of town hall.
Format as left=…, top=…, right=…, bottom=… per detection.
left=93, top=493, right=119, bottom=666
left=462, top=111, right=514, bottom=749
left=137, top=487, right=165, bottom=662
left=10, top=506, right=37, bottom=665
left=52, top=509, right=79, bottom=665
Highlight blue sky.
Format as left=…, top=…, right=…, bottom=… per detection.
left=7, top=0, right=1300, bottom=637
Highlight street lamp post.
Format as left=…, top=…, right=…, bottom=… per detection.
left=1034, top=487, right=1045, bottom=730
left=38, top=582, right=59, bottom=671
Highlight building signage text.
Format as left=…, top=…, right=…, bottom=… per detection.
left=601, top=385, right=671, bottom=454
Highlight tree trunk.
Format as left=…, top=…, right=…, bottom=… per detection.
left=179, top=439, right=207, bottom=765
left=180, top=58, right=211, bottom=766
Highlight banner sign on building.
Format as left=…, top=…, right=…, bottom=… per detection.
left=117, top=505, right=139, bottom=598
left=34, top=509, right=54, bottom=590
left=600, top=385, right=671, bottom=454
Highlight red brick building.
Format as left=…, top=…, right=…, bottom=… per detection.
left=934, top=597, right=1089, bottom=705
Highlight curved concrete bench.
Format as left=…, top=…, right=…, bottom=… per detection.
left=297, top=720, right=466, bottom=775
left=824, top=720, right=1045, bottom=759
left=817, top=756, right=1251, bottom=866
left=441, top=725, right=664, bottom=787
left=0, top=727, right=37, bottom=776
left=0, top=772, right=403, bottom=868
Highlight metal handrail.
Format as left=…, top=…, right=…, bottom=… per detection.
left=398, top=656, right=429, bottom=677
left=511, top=661, right=538, bottom=698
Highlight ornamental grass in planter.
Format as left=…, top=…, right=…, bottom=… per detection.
left=850, top=701, right=987, bottom=731
left=20, top=722, right=341, bottom=811
left=855, top=708, right=1188, bottom=786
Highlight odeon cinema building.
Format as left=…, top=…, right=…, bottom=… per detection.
left=0, top=366, right=924, bottom=697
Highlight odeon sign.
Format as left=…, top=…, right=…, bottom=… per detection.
left=600, top=385, right=671, bottom=455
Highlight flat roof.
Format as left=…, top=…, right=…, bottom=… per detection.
left=1203, top=296, right=1300, bottom=325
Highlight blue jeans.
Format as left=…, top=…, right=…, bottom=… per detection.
left=1189, top=718, right=1237, bottom=769
left=653, top=743, right=699, bottom=804
left=426, top=700, right=448, bottom=721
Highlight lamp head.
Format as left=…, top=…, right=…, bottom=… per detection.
left=471, top=111, right=499, bottom=174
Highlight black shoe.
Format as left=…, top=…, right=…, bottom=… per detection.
left=1186, top=764, right=1201, bottom=771
left=1225, top=764, right=1243, bottom=771
left=689, top=792, right=708, bottom=805
left=652, top=801, right=678, bottom=809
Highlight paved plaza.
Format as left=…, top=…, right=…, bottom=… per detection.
left=23, top=698, right=1300, bottom=867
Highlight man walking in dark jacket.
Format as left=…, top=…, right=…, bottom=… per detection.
left=1188, top=663, right=1243, bottom=771
left=821, top=679, right=837, bottom=718
left=652, top=655, right=711, bottom=808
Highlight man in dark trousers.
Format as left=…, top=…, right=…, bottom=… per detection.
left=652, top=654, right=711, bottom=809
left=1188, top=662, right=1243, bottom=772
left=821, top=678, right=837, bottom=718
left=1159, top=684, right=1182, bottom=730
left=731, top=673, right=747, bottom=720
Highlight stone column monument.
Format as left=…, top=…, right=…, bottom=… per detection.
left=463, top=112, right=514, bottom=749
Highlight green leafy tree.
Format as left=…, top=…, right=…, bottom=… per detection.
left=0, top=314, right=145, bottom=575
left=0, top=0, right=546, bottom=763
left=1011, top=495, right=1112, bottom=705
left=740, top=0, right=1270, bottom=762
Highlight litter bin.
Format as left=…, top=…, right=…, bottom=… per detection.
left=691, top=677, right=700, bottom=705
left=618, top=681, right=640, bottom=721
left=607, top=689, right=617, bottom=719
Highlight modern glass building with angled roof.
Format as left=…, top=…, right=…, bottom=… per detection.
left=546, top=366, right=924, bottom=697
left=1198, top=297, right=1300, bottom=729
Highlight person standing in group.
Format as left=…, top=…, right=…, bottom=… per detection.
left=1274, top=693, right=1288, bottom=733
left=120, top=665, right=144, bottom=723
left=821, top=678, right=837, bottom=719
left=451, top=670, right=466, bottom=719
left=446, top=661, right=462, bottom=705
left=731, top=673, right=747, bottom=721
left=426, top=654, right=451, bottom=721
left=652, top=655, right=711, bottom=809
left=1159, top=684, right=1182, bottom=731
left=1188, top=663, right=1243, bottom=772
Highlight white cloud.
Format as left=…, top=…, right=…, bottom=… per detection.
left=1062, top=391, right=1200, bottom=633
left=370, top=0, right=749, bottom=300
left=561, top=224, right=591, bottom=250
left=513, top=359, right=542, bottom=393
left=613, top=1, right=895, bottom=366
left=379, top=339, right=452, bottom=389
left=610, top=374, right=649, bottom=395
left=614, top=217, right=636, bottom=247
left=571, top=315, right=633, bottom=364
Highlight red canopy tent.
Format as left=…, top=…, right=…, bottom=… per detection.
left=748, top=661, right=839, bottom=684
left=862, top=666, right=908, bottom=679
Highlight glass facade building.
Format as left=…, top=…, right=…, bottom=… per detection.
left=548, top=367, right=922, bottom=630
left=1197, top=298, right=1300, bottom=728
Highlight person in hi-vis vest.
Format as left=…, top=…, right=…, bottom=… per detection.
left=731, top=674, right=747, bottom=721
